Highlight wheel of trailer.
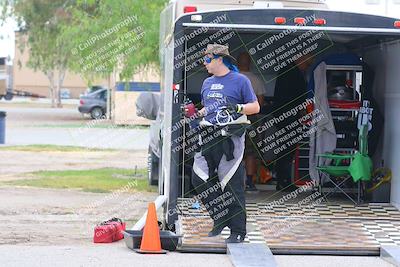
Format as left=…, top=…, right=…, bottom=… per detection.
left=147, top=147, right=159, bottom=186
left=4, top=92, right=13, bottom=101
left=90, top=107, right=104, bottom=119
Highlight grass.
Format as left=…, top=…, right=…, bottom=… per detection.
left=0, top=144, right=116, bottom=152
left=1, top=168, right=156, bottom=193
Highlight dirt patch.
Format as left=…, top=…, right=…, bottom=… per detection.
left=0, top=186, right=157, bottom=246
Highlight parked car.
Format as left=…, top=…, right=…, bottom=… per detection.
left=79, top=85, right=107, bottom=98
left=60, top=88, right=71, bottom=99
left=78, top=88, right=107, bottom=119
left=87, top=85, right=106, bottom=94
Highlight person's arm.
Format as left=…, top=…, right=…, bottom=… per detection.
left=241, top=101, right=260, bottom=115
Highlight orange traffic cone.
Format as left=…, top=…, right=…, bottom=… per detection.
left=136, top=203, right=167, bottom=254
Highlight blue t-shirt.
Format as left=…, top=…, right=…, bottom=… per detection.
left=201, top=71, right=257, bottom=123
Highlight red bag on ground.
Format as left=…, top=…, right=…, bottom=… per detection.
left=107, top=218, right=126, bottom=241
left=93, top=218, right=126, bottom=243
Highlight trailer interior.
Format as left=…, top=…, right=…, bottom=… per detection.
left=181, top=30, right=399, bottom=197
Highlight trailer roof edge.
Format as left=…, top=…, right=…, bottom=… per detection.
left=182, top=22, right=400, bottom=35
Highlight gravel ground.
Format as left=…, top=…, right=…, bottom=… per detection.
left=0, top=186, right=157, bottom=246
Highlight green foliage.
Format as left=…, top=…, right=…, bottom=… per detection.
left=1, top=0, right=168, bottom=83
left=2, top=0, right=72, bottom=73
left=62, top=0, right=168, bottom=81
left=1, top=0, right=75, bottom=107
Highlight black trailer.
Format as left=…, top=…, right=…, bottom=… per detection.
left=137, top=3, right=400, bottom=255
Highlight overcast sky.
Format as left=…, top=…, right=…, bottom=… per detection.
left=0, top=17, right=17, bottom=61
left=0, top=0, right=400, bottom=61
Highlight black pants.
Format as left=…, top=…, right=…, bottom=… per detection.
left=191, top=162, right=247, bottom=236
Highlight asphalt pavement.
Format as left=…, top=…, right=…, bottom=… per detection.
left=0, top=245, right=393, bottom=267
left=0, top=105, right=150, bottom=150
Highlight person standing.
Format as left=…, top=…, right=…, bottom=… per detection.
left=191, top=44, right=260, bottom=243
left=273, top=55, right=313, bottom=191
left=237, top=52, right=266, bottom=192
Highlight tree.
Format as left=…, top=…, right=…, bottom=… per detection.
left=62, top=0, right=167, bottom=81
left=1, top=0, right=168, bottom=107
left=1, top=0, right=75, bottom=107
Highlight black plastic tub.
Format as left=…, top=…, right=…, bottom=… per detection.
left=123, top=230, right=181, bottom=251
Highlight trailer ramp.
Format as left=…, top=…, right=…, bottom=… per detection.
left=176, top=198, right=400, bottom=255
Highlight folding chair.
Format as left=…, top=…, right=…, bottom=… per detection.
left=316, top=125, right=373, bottom=204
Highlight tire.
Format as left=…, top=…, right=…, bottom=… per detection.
left=90, top=107, right=104, bottom=119
left=148, top=147, right=159, bottom=186
left=4, top=92, right=13, bottom=101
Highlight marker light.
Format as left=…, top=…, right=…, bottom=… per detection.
left=184, top=6, right=197, bottom=13
left=294, top=17, right=306, bottom=25
left=314, top=18, right=326, bottom=26
left=274, top=17, right=286, bottom=25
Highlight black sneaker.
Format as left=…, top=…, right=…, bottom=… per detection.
left=225, top=233, right=245, bottom=243
left=208, top=225, right=225, bottom=237
left=245, top=184, right=259, bottom=192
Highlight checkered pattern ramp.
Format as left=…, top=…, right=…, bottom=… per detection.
left=176, top=198, right=400, bottom=254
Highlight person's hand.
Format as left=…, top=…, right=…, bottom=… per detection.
left=197, top=107, right=206, bottom=117
left=222, top=103, right=243, bottom=115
